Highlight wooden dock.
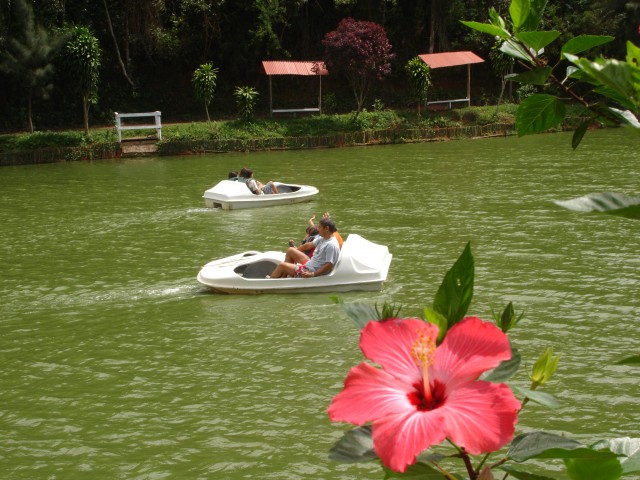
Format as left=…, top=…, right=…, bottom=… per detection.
left=120, top=138, right=158, bottom=156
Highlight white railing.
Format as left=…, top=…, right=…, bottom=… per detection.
left=426, top=98, right=470, bottom=109
left=114, top=111, right=162, bottom=143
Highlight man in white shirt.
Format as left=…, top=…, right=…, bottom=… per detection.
left=269, top=217, right=341, bottom=278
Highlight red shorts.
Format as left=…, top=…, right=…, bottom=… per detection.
left=295, top=261, right=309, bottom=277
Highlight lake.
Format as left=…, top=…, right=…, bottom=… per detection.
left=1, top=128, right=638, bottom=479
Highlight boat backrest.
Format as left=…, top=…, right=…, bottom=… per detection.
left=335, top=234, right=389, bottom=275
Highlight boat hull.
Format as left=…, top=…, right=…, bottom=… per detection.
left=196, top=234, right=392, bottom=294
left=203, top=180, right=319, bottom=210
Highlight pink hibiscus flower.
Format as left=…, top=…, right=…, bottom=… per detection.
left=328, top=316, right=521, bottom=472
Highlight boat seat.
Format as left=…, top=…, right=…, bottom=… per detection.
left=273, top=184, right=300, bottom=193
left=238, top=260, right=277, bottom=278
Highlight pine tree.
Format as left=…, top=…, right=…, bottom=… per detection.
left=0, top=0, right=67, bottom=132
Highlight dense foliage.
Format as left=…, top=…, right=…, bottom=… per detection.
left=0, top=0, right=638, bottom=132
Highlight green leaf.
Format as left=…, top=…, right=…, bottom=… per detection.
left=329, top=426, right=377, bottom=463
left=564, top=454, right=623, bottom=480
left=616, top=355, right=640, bottom=365
left=511, top=385, right=560, bottom=408
left=501, top=38, right=534, bottom=62
left=516, top=94, right=566, bottom=136
left=424, top=307, right=449, bottom=343
left=553, top=192, right=640, bottom=220
left=592, top=85, right=637, bottom=110
left=510, top=0, right=531, bottom=31
left=565, top=54, right=634, bottom=100
left=510, top=66, right=552, bottom=85
left=331, top=297, right=379, bottom=330
left=493, top=301, right=524, bottom=333
left=460, top=20, right=510, bottom=40
left=508, top=432, right=618, bottom=462
left=515, top=31, right=561, bottom=52
left=608, top=107, right=640, bottom=129
left=482, top=345, right=522, bottom=382
left=508, top=432, right=582, bottom=461
left=383, top=461, right=447, bottom=479
left=571, top=121, right=589, bottom=149
left=521, top=0, right=548, bottom=31
left=432, top=242, right=474, bottom=328
left=561, top=35, right=615, bottom=56
left=499, top=464, right=557, bottom=480
left=592, top=437, right=640, bottom=474
left=530, top=347, right=560, bottom=387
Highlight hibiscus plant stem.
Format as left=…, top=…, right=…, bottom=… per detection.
left=430, top=461, right=460, bottom=480
left=475, top=452, right=491, bottom=473
left=446, top=440, right=478, bottom=479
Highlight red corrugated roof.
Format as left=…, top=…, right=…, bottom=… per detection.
left=418, top=51, right=484, bottom=69
left=262, top=61, right=328, bottom=76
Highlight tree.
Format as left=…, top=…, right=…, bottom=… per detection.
left=322, top=17, right=394, bottom=114
left=0, top=0, right=67, bottom=132
left=404, top=56, right=431, bottom=116
left=234, top=86, right=259, bottom=123
left=63, top=26, right=101, bottom=135
left=192, top=63, right=219, bottom=122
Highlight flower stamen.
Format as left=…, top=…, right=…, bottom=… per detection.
left=411, top=327, right=437, bottom=404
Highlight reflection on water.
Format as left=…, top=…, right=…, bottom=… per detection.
left=1, top=129, right=638, bottom=478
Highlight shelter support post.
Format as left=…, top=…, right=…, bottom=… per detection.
left=467, top=64, right=471, bottom=106
left=319, top=75, right=322, bottom=114
left=269, top=76, right=273, bottom=117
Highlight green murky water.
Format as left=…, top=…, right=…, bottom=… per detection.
left=1, top=129, right=638, bottom=479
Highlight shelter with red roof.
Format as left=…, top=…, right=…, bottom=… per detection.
left=261, top=61, right=328, bottom=116
left=418, top=51, right=484, bottom=109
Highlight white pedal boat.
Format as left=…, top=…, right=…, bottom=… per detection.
left=203, top=180, right=319, bottom=210
left=197, top=234, right=392, bottom=294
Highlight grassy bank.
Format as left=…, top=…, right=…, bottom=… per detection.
left=0, top=104, right=589, bottom=164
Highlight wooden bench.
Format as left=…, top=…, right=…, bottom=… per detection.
left=114, top=111, right=162, bottom=143
left=426, top=99, right=470, bottom=110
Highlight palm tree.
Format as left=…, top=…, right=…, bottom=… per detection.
left=192, top=63, right=219, bottom=122
left=63, top=26, right=102, bottom=135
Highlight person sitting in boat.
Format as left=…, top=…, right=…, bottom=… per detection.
left=289, top=216, right=319, bottom=251
left=240, top=167, right=279, bottom=195
left=269, top=217, right=340, bottom=279
left=228, top=171, right=239, bottom=180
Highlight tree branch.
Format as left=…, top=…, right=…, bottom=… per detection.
left=102, top=0, right=135, bottom=87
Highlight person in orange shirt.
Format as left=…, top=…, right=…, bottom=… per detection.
left=309, top=212, right=343, bottom=248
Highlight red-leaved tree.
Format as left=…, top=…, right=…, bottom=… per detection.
left=322, top=18, right=394, bottom=114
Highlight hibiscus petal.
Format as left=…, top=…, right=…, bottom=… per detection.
left=433, top=317, right=512, bottom=388
left=440, top=381, right=521, bottom=454
left=328, top=362, right=416, bottom=425
left=360, top=318, right=434, bottom=384
left=372, top=409, right=448, bottom=472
